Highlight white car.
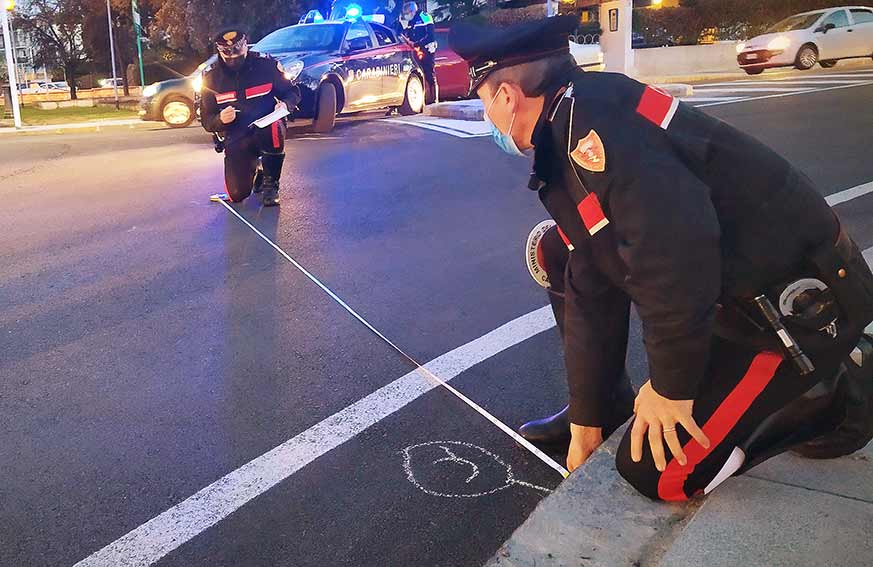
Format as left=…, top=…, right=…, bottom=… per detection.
left=98, top=78, right=124, bottom=88
left=737, top=6, right=873, bottom=74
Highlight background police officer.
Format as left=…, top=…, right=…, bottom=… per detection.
left=398, top=2, right=437, bottom=104
left=201, top=28, right=301, bottom=207
left=450, top=16, right=873, bottom=501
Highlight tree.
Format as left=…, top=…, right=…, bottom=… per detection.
left=81, top=0, right=159, bottom=94
left=153, top=0, right=317, bottom=57
left=14, top=0, right=90, bottom=99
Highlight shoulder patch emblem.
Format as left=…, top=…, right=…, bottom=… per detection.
left=570, top=130, right=606, bottom=173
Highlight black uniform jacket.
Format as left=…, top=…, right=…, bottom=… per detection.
left=200, top=51, right=301, bottom=142
left=531, top=68, right=839, bottom=426
left=402, top=10, right=435, bottom=50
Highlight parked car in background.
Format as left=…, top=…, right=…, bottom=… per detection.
left=45, top=82, right=70, bottom=91
left=434, top=27, right=470, bottom=100
left=20, top=82, right=47, bottom=94
left=737, top=6, right=873, bottom=74
left=98, top=78, right=124, bottom=88
left=139, top=56, right=216, bottom=128
left=432, top=28, right=605, bottom=101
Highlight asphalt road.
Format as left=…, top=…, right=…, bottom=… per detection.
left=1, top=71, right=872, bottom=567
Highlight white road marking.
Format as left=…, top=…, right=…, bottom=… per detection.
left=73, top=306, right=558, bottom=567
left=214, top=199, right=568, bottom=479
left=826, top=181, right=873, bottom=207
left=693, top=79, right=870, bottom=88
left=386, top=117, right=490, bottom=138
left=679, top=96, right=745, bottom=103
left=696, top=80, right=873, bottom=107
left=693, top=87, right=817, bottom=93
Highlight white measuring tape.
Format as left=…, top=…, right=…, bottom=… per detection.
left=217, top=200, right=570, bottom=479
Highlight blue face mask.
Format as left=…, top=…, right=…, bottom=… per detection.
left=484, top=87, right=527, bottom=158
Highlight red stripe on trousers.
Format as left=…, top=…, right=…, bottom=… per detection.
left=657, top=351, right=783, bottom=501
left=271, top=121, right=280, bottom=149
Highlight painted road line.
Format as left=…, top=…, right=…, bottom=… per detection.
left=681, top=97, right=746, bottom=103
left=386, top=117, right=490, bottom=138
left=213, top=200, right=567, bottom=478
left=693, top=87, right=817, bottom=93
left=73, top=305, right=558, bottom=567
left=695, top=80, right=865, bottom=87
left=698, top=80, right=873, bottom=108
left=826, top=181, right=873, bottom=207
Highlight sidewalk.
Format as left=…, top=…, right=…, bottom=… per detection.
left=486, top=427, right=873, bottom=567
left=487, top=429, right=873, bottom=567
left=0, top=118, right=152, bottom=134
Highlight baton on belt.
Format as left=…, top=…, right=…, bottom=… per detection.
left=754, top=294, right=815, bottom=375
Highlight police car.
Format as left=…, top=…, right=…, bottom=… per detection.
left=250, top=10, right=426, bottom=132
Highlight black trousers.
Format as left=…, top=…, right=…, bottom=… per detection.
left=224, top=120, right=286, bottom=202
left=538, top=225, right=849, bottom=501
left=419, top=52, right=437, bottom=104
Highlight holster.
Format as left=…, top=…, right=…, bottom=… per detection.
left=795, top=226, right=873, bottom=351
left=717, top=226, right=873, bottom=356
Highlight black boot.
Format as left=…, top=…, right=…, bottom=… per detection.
left=260, top=153, right=284, bottom=207
left=519, top=374, right=635, bottom=449
left=252, top=165, right=264, bottom=194
left=519, top=405, right=571, bottom=447
left=792, top=335, right=873, bottom=460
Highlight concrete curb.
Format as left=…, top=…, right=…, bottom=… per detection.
left=485, top=425, right=698, bottom=567
left=636, top=59, right=873, bottom=85
left=424, top=82, right=692, bottom=122
left=0, top=118, right=150, bottom=134
left=424, top=100, right=484, bottom=121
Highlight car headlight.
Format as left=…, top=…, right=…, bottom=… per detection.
left=767, top=36, right=790, bottom=51
left=142, top=83, right=159, bottom=98
left=736, top=42, right=746, bottom=54
left=283, top=60, right=305, bottom=82
left=192, top=75, right=203, bottom=93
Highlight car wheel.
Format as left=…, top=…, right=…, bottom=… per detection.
left=744, top=68, right=765, bottom=75
left=820, top=60, right=837, bottom=68
left=795, top=45, right=818, bottom=70
left=313, top=83, right=337, bottom=133
left=161, top=96, right=194, bottom=128
left=399, top=74, right=425, bottom=116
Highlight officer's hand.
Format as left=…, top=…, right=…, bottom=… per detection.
left=275, top=100, right=288, bottom=113
left=630, top=381, right=711, bottom=472
left=220, top=106, right=238, bottom=124
left=567, top=424, right=603, bottom=473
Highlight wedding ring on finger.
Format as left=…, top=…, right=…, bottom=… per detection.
left=663, top=426, right=677, bottom=433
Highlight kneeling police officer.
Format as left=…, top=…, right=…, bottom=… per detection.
left=201, top=28, right=301, bottom=206
left=450, top=16, right=873, bottom=501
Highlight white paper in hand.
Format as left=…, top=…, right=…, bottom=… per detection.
left=251, top=106, right=290, bottom=129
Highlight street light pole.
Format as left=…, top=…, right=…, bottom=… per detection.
left=1, top=6, right=22, bottom=128
left=106, top=0, right=120, bottom=109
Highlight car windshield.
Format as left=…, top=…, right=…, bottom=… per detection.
left=254, top=24, right=344, bottom=53
left=766, top=12, right=823, bottom=33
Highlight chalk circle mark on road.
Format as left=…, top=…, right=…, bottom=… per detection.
left=401, top=441, right=553, bottom=498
